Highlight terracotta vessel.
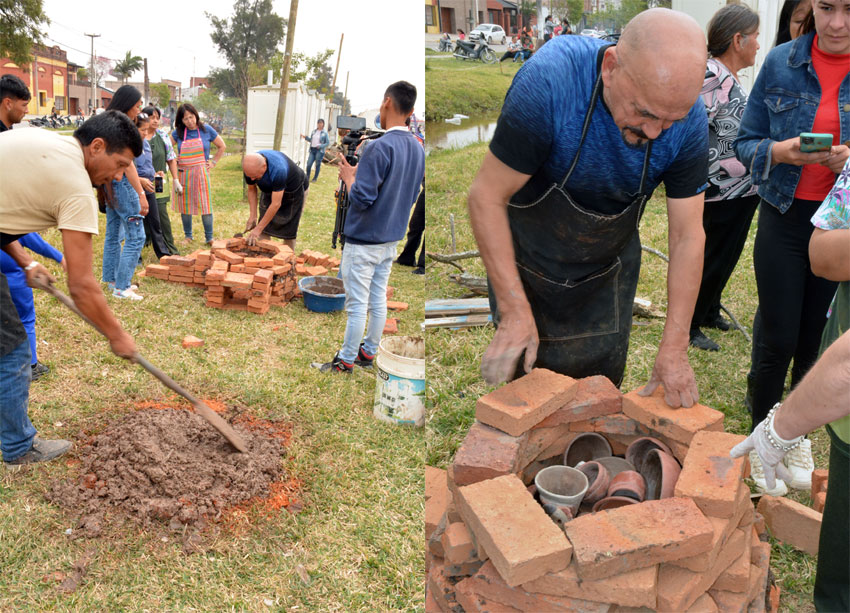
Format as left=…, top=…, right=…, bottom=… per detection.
left=592, top=495, right=639, bottom=512
left=576, top=461, right=611, bottom=505
left=563, top=432, right=613, bottom=467
left=607, top=470, right=646, bottom=502
left=625, top=437, right=673, bottom=473
left=594, top=456, right=636, bottom=480
left=641, top=448, right=682, bottom=500
left=535, top=465, right=589, bottom=514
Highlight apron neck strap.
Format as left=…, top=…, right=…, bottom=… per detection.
left=183, top=127, right=188, bottom=140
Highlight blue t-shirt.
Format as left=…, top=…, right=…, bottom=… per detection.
left=134, top=138, right=155, bottom=181
left=490, top=36, right=709, bottom=214
left=243, top=150, right=306, bottom=193
left=172, top=124, right=218, bottom=161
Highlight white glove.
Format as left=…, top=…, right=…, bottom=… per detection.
left=174, top=179, right=183, bottom=194
left=730, top=411, right=798, bottom=491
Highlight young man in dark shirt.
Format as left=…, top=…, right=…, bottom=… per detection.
left=0, top=75, right=30, bottom=132
left=319, top=81, right=425, bottom=374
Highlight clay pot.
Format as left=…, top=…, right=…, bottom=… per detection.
left=641, top=448, right=682, bottom=500
left=542, top=502, right=574, bottom=530
left=607, top=470, right=646, bottom=502
left=594, top=456, right=636, bottom=480
left=534, top=465, right=589, bottom=514
left=592, top=495, right=639, bottom=512
left=625, top=437, right=673, bottom=474
left=563, top=432, right=613, bottom=467
left=576, top=461, right=611, bottom=505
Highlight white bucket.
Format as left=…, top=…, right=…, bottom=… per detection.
left=373, top=335, right=425, bottom=427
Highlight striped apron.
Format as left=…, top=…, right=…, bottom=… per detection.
left=174, top=128, right=211, bottom=215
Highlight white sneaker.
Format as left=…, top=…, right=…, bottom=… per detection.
left=748, top=450, right=788, bottom=497
left=783, top=438, right=814, bottom=490
left=107, top=282, right=138, bottom=291
left=112, top=288, right=143, bottom=301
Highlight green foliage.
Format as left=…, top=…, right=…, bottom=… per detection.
left=192, top=88, right=244, bottom=130
left=0, top=0, right=48, bottom=67
left=149, top=82, right=171, bottom=107
left=425, top=58, right=520, bottom=121
left=269, top=48, right=351, bottom=115
left=594, top=0, right=651, bottom=31
left=206, top=0, right=286, bottom=106
left=112, top=50, right=143, bottom=85
left=76, top=67, right=88, bottom=82
left=566, top=0, right=584, bottom=24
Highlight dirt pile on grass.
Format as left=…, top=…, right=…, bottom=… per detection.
left=48, top=407, right=287, bottom=535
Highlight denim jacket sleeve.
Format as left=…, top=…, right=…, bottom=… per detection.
left=734, top=61, right=774, bottom=185
left=320, top=130, right=329, bottom=153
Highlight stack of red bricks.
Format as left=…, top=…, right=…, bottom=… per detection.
left=143, top=237, right=298, bottom=315
left=296, top=249, right=341, bottom=277
left=426, top=368, right=776, bottom=613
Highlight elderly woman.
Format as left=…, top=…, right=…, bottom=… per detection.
left=689, top=4, right=761, bottom=352
left=170, top=103, right=225, bottom=245
left=734, top=0, right=849, bottom=495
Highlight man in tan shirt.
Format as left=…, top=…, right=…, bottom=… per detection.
left=0, top=110, right=142, bottom=465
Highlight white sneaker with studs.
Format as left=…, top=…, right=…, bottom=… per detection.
left=783, top=438, right=814, bottom=490
left=748, top=450, right=788, bottom=497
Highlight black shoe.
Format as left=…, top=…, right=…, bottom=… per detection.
left=318, top=353, right=353, bottom=374
left=354, top=344, right=375, bottom=368
left=394, top=258, right=416, bottom=267
left=311, top=179, right=317, bottom=183
left=703, top=314, right=732, bottom=331
left=689, top=329, right=720, bottom=352
left=4, top=438, right=72, bottom=465
left=412, top=267, right=425, bottom=275
left=31, top=362, right=50, bottom=380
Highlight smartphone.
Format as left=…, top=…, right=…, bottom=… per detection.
left=155, top=176, right=164, bottom=193
left=799, top=133, right=833, bottom=153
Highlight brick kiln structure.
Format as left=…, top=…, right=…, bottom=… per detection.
left=426, top=369, right=777, bottom=613
left=144, top=238, right=304, bottom=314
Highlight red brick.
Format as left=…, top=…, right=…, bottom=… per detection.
left=211, top=260, right=229, bottom=271
left=427, top=558, right=459, bottom=613
left=706, top=589, right=749, bottom=612
left=711, top=536, right=751, bottom=592
left=767, top=584, right=780, bottom=613
left=684, top=593, right=718, bottom=613
left=746, top=540, right=771, bottom=609
left=162, top=255, right=195, bottom=267
left=622, top=386, right=724, bottom=445
left=520, top=424, right=576, bottom=466
left=459, top=561, right=611, bottom=612
left=383, top=318, right=399, bottom=334
left=813, top=491, right=826, bottom=513
left=451, top=421, right=528, bottom=487
left=225, top=237, right=244, bottom=249
left=181, top=335, right=204, bottom=348
left=221, top=272, right=254, bottom=289
left=753, top=512, right=766, bottom=536
left=209, top=239, right=228, bottom=251
left=565, top=497, right=714, bottom=581
left=444, top=560, right=485, bottom=578
left=254, top=269, right=274, bottom=284
left=605, top=433, right=644, bottom=457
left=442, top=522, right=476, bottom=565
left=216, top=250, right=244, bottom=265
left=145, top=264, right=169, bottom=275
left=568, top=413, right=650, bottom=436
left=387, top=300, right=409, bottom=311
left=535, top=375, right=623, bottom=429
left=757, top=496, right=820, bottom=556
left=230, top=263, right=247, bottom=273
left=386, top=285, right=395, bottom=299
left=812, top=469, right=828, bottom=496
left=454, top=579, right=522, bottom=612
left=295, top=263, right=307, bottom=275
left=426, top=466, right=447, bottom=502
left=476, top=369, right=578, bottom=437
left=522, top=561, right=658, bottom=608
left=673, top=430, right=748, bottom=518
left=656, top=528, right=748, bottom=612
left=456, top=474, right=572, bottom=587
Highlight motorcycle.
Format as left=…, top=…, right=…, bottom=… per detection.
left=453, top=39, right=497, bottom=64
left=437, top=36, right=452, bottom=52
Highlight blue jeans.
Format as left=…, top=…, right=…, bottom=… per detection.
left=102, top=177, right=145, bottom=291
left=339, top=241, right=397, bottom=363
left=306, top=148, right=323, bottom=181
left=0, top=339, right=35, bottom=461
left=181, top=214, right=214, bottom=242
left=7, top=273, right=37, bottom=364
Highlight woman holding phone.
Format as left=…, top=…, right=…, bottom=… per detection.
left=734, top=0, right=849, bottom=494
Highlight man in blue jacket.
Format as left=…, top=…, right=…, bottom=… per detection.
left=320, top=81, right=425, bottom=374
left=302, top=119, right=329, bottom=182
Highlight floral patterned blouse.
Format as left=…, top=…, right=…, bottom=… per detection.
left=700, top=58, right=758, bottom=202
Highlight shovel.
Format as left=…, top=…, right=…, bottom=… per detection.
left=33, top=277, right=248, bottom=453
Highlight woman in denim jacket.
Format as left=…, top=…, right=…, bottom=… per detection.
left=734, top=1, right=849, bottom=494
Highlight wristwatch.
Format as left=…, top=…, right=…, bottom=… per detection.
left=24, top=261, right=38, bottom=271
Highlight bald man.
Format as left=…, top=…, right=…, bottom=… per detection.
left=242, top=150, right=310, bottom=251
left=469, top=8, right=710, bottom=408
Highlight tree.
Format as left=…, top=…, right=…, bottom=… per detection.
left=0, top=0, right=48, bottom=66
left=76, top=67, right=88, bottom=82
left=89, top=56, right=112, bottom=89
left=112, top=50, right=143, bottom=84
left=192, top=88, right=244, bottom=131
left=149, top=82, right=171, bottom=107
left=206, top=0, right=286, bottom=106
left=566, top=0, right=584, bottom=26
left=270, top=49, right=351, bottom=115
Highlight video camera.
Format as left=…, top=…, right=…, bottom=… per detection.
left=333, top=115, right=384, bottom=249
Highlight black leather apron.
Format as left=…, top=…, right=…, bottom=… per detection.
left=490, top=67, right=652, bottom=386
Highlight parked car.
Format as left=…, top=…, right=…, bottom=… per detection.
left=580, top=29, right=604, bottom=38
left=469, top=24, right=507, bottom=45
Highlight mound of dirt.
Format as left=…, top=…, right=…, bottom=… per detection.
left=48, top=407, right=287, bottom=535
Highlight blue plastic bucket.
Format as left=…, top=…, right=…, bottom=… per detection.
left=298, top=276, right=345, bottom=313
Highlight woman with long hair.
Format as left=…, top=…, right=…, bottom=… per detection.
left=132, top=111, right=171, bottom=259
left=735, top=0, right=849, bottom=495
left=101, top=85, right=148, bottom=300
left=171, top=103, right=225, bottom=245
left=775, top=0, right=812, bottom=46
left=690, top=4, right=761, bottom=352
left=143, top=105, right=181, bottom=255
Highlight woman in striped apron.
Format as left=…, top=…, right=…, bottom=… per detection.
left=171, top=103, right=225, bottom=244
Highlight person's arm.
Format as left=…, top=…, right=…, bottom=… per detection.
left=1, top=241, right=54, bottom=285
left=208, top=134, right=226, bottom=170
left=123, top=163, right=150, bottom=215
left=246, top=183, right=259, bottom=232
left=639, top=193, right=704, bottom=408
left=468, top=151, right=538, bottom=385
left=167, top=158, right=182, bottom=193
left=59, top=229, right=136, bottom=359
left=18, top=233, right=63, bottom=263
left=810, top=228, right=850, bottom=281
left=345, top=143, right=390, bottom=210
left=247, top=190, right=284, bottom=245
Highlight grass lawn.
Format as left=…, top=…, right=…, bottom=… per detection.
left=0, top=153, right=424, bottom=611
left=425, top=58, right=520, bottom=122
left=425, top=142, right=827, bottom=612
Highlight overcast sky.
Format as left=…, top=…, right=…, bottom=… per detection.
left=41, top=0, right=425, bottom=115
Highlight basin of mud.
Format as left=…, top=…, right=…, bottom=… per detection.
left=48, top=406, right=292, bottom=536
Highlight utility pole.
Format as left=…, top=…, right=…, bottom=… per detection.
left=327, top=33, right=343, bottom=124
left=85, top=33, right=100, bottom=111
left=343, top=71, right=349, bottom=115
left=273, top=0, right=299, bottom=152
left=143, top=58, right=150, bottom=103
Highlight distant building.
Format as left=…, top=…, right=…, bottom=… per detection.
left=0, top=44, right=70, bottom=116
left=67, top=62, right=114, bottom=114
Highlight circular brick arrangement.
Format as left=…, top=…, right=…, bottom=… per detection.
left=426, top=369, right=774, bottom=612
